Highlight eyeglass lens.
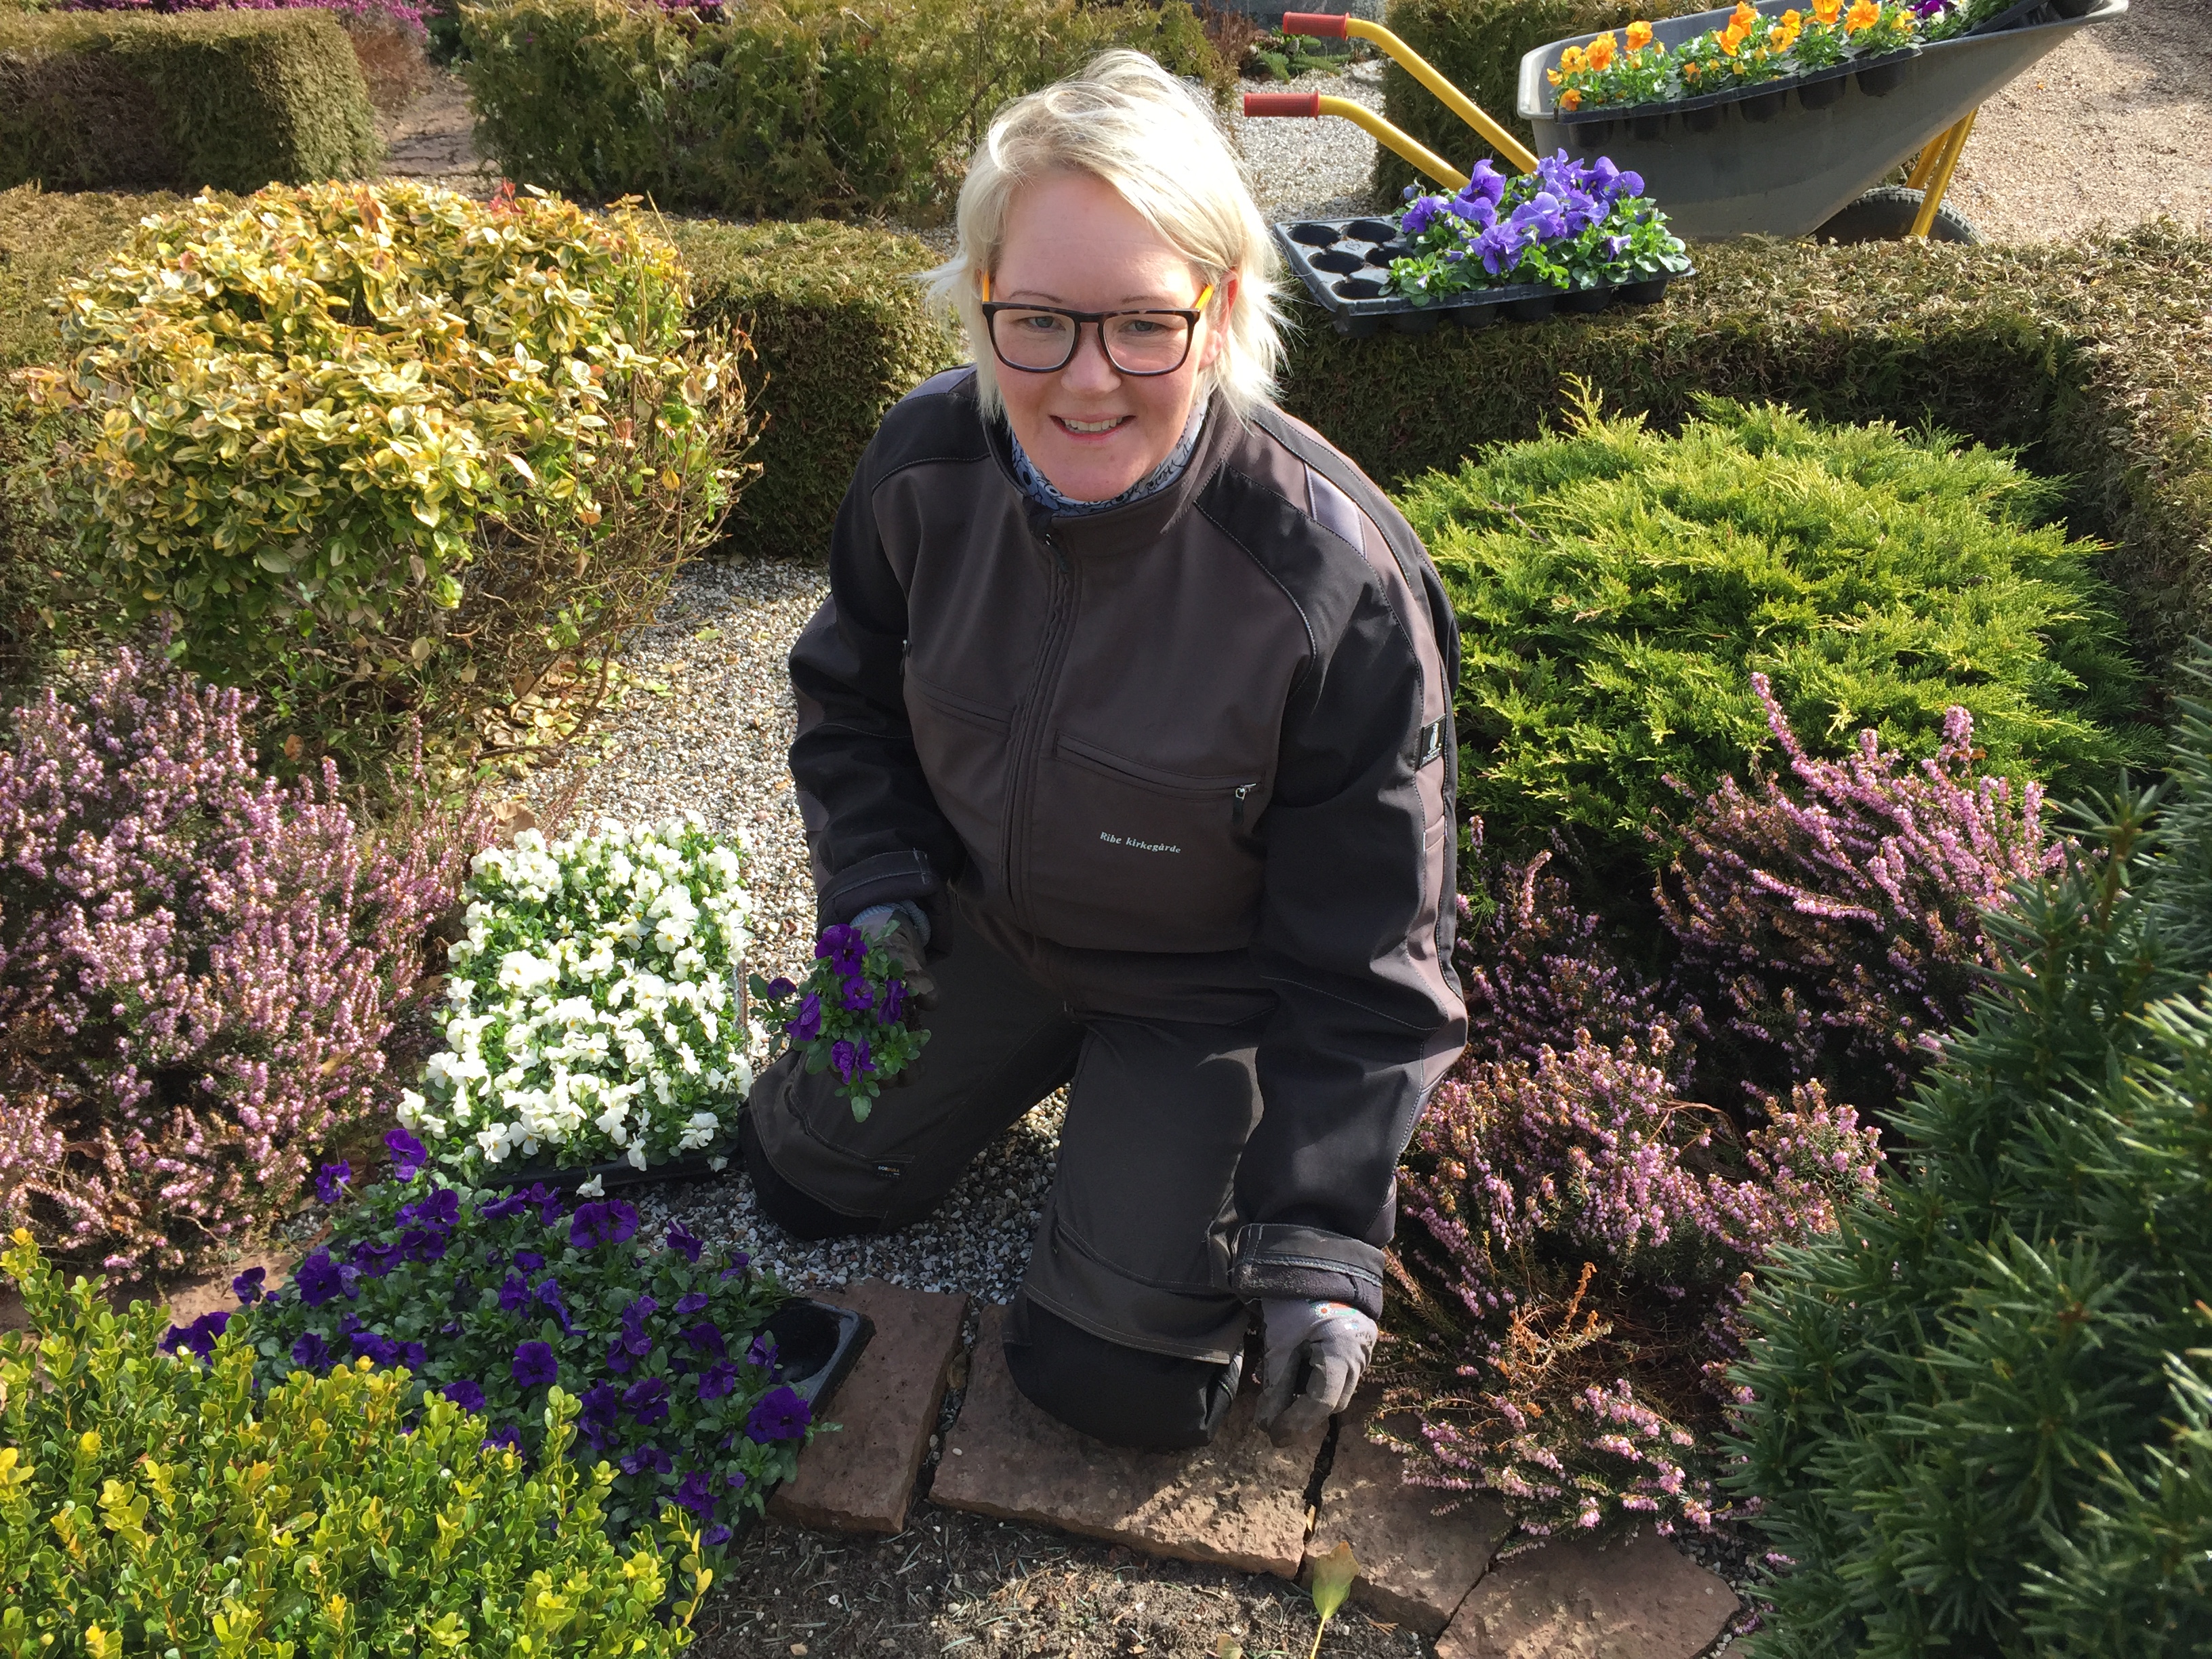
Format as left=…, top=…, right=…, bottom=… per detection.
left=989, top=309, right=1193, bottom=375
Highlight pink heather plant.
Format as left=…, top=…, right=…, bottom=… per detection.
left=61, top=0, right=430, bottom=37
left=0, top=649, right=480, bottom=1279
left=1382, top=1027, right=1882, bottom=1536
left=1657, top=673, right=2063, bottom=1115
left=1454, top=817, right=1661, bottom=1071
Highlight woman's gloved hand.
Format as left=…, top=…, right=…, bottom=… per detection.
left=1256, top=1298, right=1376, bottom=1445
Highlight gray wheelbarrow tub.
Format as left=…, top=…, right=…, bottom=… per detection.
left=1515, top=0, right=2128, bottom=239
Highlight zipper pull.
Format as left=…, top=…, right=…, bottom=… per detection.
left=1232, top=784, right=1254, bottom=827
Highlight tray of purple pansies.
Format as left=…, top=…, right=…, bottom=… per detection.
left=1273, top=152, right=1694, bottom=337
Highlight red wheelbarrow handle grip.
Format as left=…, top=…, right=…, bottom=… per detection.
left=1282, top=11, right=1351, bottom=37
left=1244, top=90, right=1322, bottom=117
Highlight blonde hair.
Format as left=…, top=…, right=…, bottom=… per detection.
left=925, top=50, right=1288, bottom=423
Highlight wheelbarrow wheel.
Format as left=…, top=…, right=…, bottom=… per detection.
left=1815, top=185, right=1981, bottom=245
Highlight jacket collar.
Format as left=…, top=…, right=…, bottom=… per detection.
left=978, top=385, right=1240, bottom=556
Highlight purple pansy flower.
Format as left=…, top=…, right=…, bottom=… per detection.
left=477, top=1193, right=527, bottom=1223
left=483, top=1426, right=523, bottom=1453
left=443, top=1378, right=487, bottom=1411
left=498, top=1271, right=533, bottom=1313
left=160, top=1310, right=228, bottom=1360
left=676, top=1292, right=710, bottom=1315
left=570, top=1200, right=640, bottom=1251
left=384, top=1128, right=428, bottom=1179
left=665, top=1221, right=704, bottom=1263
left=350, top=1330, right=400, bottom=1366
left=697, top=1360, right=740, bottom=1400
left=535, top=1277, right=574, bottom=1335
left=682, top=1322, right=727, bottom=1359
left=291, top=1332, right=331, bottom=1370
left=512, top=1340, right=559, bottom=1389
left=314, top=1160, right=352, bottom=1204
left=880, top=979, right=908, bottom=1024
left=293, top=1250, right=356, bottom=1308
left=514, top=1250, right=544, bottom=1271
left=673, top=1468, right=718, bottom=1517
left=746, top=1385, right=813, bottom=1443
left=623, top=1376, right=672, bottom=1426
left=232, top=1266, right=266, bottom=1305
left=762, top=975, right=796, bottom=999
left=785, top=991, right=823, bottom=1043
left=815, top=923, right=867, bottom=975
left=841, top=973, right=874, bottom=1013
left=620, top=1444, right=674, bottom=1477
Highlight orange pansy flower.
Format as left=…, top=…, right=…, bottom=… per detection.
left=1626, top=18, right=1654, bottom=48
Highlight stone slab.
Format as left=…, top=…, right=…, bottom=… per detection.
left=930, top=1306, right=1319, bottom=1579
left=768, top=1278, right=970, bottom=1535
left=1307, top=1387, right=1512, bottom=1636
left=1437, top=1529, right=1740, bottom=1659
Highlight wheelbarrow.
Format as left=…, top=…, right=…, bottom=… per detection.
left=1244, top=0, right=2126, bottom=243
left=1519, top=0, right=2128, bottom=241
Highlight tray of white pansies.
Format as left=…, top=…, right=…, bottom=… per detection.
left=401, top=814, right=766, bottom=1184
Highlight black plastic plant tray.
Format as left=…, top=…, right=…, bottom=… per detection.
left=1271, top=218, right=1688, bottom=337
left=480, top=1141, right=736, bottom=1195
left=762, top=1296, right=874, bottom=1410
left=1553, top=45, right=1917, bottom=136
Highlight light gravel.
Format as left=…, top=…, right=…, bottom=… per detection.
left=1229, top=60, right=1388, bottom=222
left=512, top=556, right=1067, bottom=1307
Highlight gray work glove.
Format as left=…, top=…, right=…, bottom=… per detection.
left=854, top=904, right=937, bottom=1080
left=1256, top=1297, right=1376, bottom=1446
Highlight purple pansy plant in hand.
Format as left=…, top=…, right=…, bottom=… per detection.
left=1386, top=152, right=1689, bottom=303
left=750, top=922, right=930, bottom=1121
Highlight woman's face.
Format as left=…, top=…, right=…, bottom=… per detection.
left=987, top=170, right=1235, bottom=504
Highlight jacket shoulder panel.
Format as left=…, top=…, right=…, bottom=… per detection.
left=859, top=365, right=994, bottom=493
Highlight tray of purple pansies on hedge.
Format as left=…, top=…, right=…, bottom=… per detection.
left=1275, top=151, right=1694, bottom=336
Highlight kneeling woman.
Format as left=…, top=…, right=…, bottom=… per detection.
left=745, top=51, right=1466, bottom=1450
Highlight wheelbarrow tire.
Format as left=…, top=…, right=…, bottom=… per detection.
left=1814, top=186, right=1981, bottom=246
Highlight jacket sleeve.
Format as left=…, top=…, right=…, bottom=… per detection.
left=786, top=448, right=966, bottom=928
left=1230, top=567, right=1467, bottom=1320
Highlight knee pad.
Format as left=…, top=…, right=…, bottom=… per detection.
left=740, top=1109, right=880, bottom=1242
left=1002, top=1294, right=1242, bottom=1452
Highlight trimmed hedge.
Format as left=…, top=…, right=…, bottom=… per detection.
left=461, top=0, right=1229, bottom=223
left=1279, top=227, right=2212, bottom=690
left=1368, top=0, right=1712, bottom=204
left=670, top=218, right=963, bottom=562
left=0, top=9, right=380, bottom=192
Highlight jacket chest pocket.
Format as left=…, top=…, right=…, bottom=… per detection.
left=1026, top=731, right=1265, bottom=954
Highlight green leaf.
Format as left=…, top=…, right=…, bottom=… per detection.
left=1306, top=1540, right=1357, bottom=1659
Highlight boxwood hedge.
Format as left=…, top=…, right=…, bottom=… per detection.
left=461, top=0, right=1228, bottom=223
left=0, top=9, right=380, bottom=192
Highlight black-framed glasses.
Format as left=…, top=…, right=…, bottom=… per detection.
left=979, top=276, right=1215, bottom=376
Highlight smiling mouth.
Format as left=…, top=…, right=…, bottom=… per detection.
left=1054, top=415, right=1131, bottom=436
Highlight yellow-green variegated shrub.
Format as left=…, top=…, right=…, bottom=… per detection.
left=19, top=181, right=751, bottom=771
left=0, top=1230, right=709, bottom=1658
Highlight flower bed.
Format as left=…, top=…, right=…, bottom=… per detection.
left=403, top=817, right=758, bottom=1177
left=1377, top=689, right=2049, bottom=1534
left=3, top=1229, right=710, bottom=1656
left=0, top=648, right=478, bottom=1280
left=231, top=1136, right=810, bottom=1549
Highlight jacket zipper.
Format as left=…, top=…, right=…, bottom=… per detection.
left=1232, top=784, right=1255, bottom=828
left=1004, top=529, right=1078, bottom=934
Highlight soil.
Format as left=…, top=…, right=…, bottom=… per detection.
left=1938, top=0, right=2211, bottom=243
left=693, top=1504, right=1432, bottom=1659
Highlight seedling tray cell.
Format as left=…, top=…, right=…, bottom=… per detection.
left=1551, top=46, right=1919, bottom=136
left=1272, top=218, right=1689, bottom=337
left=762, top=1297, right=874, bottom=1408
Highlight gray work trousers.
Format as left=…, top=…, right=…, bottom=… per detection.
left=743, top=899, right=1262, bottom=1447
